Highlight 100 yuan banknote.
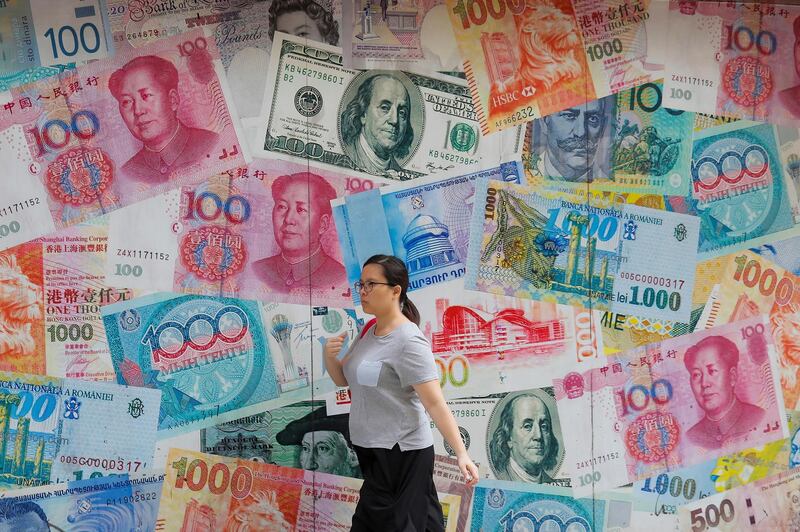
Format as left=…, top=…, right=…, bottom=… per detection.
left=332, top=162, right=521, bottom=303
left=664, top=1, right=800, bottom=127
left=102, top=293, right=356, bottom=436
left=0, top=472, right=164, bottom=530
left=253, top=32, right=523, bottom=182
left=0, top=0, right=113, bottom=74
left=665, top=121, right=796, bottom=259
left=470, top=479, right=633, bottom=532
left=698, top=249, right=800, bottom=411
left=104, top=159, right=388, bottom=309
left=0, top=29, right=248, bottom=252
left=0, top=370, right=160, bottom=490
left=444, top=0, right=667, bottom=134
left=523, top=81, right=694, bottom=196
left=465, top=180, right=700, bottom=322
left=432, top=388, right=574, bottom=487
left=107, top=0, right=343, bottom=122
left=553, top=316, right=788, bottom=497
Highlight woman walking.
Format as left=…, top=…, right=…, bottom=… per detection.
left=324, top=254, right=479, bottom=532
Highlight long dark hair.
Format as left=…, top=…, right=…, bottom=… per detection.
left=363, top=255, right=420, bottom=325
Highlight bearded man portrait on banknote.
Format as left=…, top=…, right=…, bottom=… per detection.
left=685, top=335, right=766, bottom=450
left=109, top=55, right=220, bottom=183
left=340, top=72, right=417, bottom=178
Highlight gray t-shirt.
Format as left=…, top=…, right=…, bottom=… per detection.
left=342, top=321, right=439, bottom=451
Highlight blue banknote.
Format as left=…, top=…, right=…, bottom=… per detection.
left=332, top=162, right=522, bottom=305
left=103, top=294, right=356, bottom=437
left=666, top=121, right=795, bottom=259
left=0, top=472, right=163, bottom=531
left=0, top=64, right=74, bottom=91
left=465, top=180, right=701, bottom=322
left=470, top=479, right=632, bottom=531
left=0, top=371, right=160, bottom=491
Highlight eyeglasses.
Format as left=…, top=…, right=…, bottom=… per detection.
left=354, top=280, right=394, bottom=293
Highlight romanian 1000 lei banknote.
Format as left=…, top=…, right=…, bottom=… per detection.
left=104, top=159, right=388, bottom=309
left=464, top=179, right=700, bottom=322
left=0, top=28, right=248, bottom=253
left=678, top=469, right=800, bottom=532
left=0, top=472, right=164, bottom=530
left=664, top=1, right=800, bottom=126
left=102, top=293, right=356, bottom=436
left=553, top=316, right=788, bottom=497
left=523, top=81, right=694, bottom=196
left=0, top=370, right=160, bottom=490
left=107, top=0, right=343, bottom=122
left=665, top=121, right=796, bottom=259
left=253, top=32, right=523, bottom=181
left=443, top=0, right=667, bottom=134
left=0, top=0, right=113, bottom=74
left=156, top=448, right=473, bottom=531
left=470, top=479, right=633, bottom=531
left=332, top=162, right=521, bottom=302
left=698, top=249, right=800, bottom=411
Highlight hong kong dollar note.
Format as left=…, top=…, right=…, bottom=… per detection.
left=253, top=32, right=523, bottom=182
left=465, top=179, right=700, bottom=322
left=102, top=293, right=356, bottom=436
left=0, top=29, right=248, bottom=252
left=554, top=316, right=788, bottom=497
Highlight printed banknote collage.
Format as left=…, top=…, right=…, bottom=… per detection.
left=2, top=0, right=800, bottom=530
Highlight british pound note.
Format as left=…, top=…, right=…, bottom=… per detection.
left=665, top=121, right=795, bottom=259
left=107, top=0, right=343, bottom=122
left=106, top=159, right=387, bottom=309
left=156, top=448, right=473, bottom=531
left=470, top=479, right=633, bottom=531
left=0, top=29, right=248, bottom=252
left=444, top=0, right=666, bottom=134
left=678, top=469, right=800, bottom=532
left=0, top=371, right=160, bottom=490
left=432, top=388, right=574, bottom=487
left=523, top=81, right=694, bottom=196
left=332, top=162, right=521, bottom=301
left=0, top=0, right=113, bottom=74
left=102, top=293, right=356, bottom=436
left=465, top=179, right=700, bottom=322
left=553, top=316, right=788, bottom=496
left=0, top=472, right=163, bottom=530
left=698, top=249, right=800, bottom=411
left=254, top=32, right=523, bottom=181
left=664, top=1, right=800, bottom=127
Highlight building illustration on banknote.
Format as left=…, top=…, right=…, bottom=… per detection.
left=0, top=395, right=51, bottom=489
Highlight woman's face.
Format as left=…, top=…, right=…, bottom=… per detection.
left=276, top=10, right=325, bottom=41
left=359, top=263, right=397, bottom=315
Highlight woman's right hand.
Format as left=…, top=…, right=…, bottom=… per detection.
left=324, top=332, right=347, bottom=359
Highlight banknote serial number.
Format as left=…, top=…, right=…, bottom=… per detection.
left=451, top=408, right=486, bottom=417
left=575, top=452, right=620, bottom=470
left=283, top=64, right=344, bottom=85
left=59, top=455, right=145, bottom=472
left=670, top=74, right=714, bottom=88
left=116, top=248, right=171, bottom=261
left=108, top=490, right=158, bottom=506
left=495, top=106, right=536, bottom=130
left=618, top=272, right=685, bottom=289
left=0, top=197, right=40, bottom=217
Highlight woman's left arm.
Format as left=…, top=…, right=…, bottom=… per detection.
left=413, top=379, right=479, bottom=487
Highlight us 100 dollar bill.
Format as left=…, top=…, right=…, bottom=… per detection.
left=253, top=32, right=523, bottom=182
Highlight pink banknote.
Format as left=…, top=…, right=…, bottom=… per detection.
left=171, top=160, right=385, bottom=308
left=0, top=29, right=247, bottom=250
left=553, top=316, right=788, bottom=496
left=664, top=1, right=800, bottom=125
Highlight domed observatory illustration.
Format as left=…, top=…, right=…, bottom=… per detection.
left=402, top=214, right=466, bottom=290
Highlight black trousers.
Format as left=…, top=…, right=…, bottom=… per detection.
left=350, top=444, right=445, bottom=532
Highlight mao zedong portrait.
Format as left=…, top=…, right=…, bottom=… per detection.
left=685, top=335, right=766, bottom=450
left=108, top=55, right=219, bottom=183
left=251, top=172, right=345, bottom=293
left=340, top=73, right=415, bottom=177
left=275, top=407, right=361, bottom=478
left=488, top=393, right=565, bottom=485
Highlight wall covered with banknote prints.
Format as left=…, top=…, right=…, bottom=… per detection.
left=2, top=0, right=800, bottom=530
